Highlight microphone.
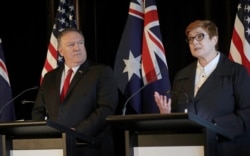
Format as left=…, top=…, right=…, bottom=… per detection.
left=121, top=72, right=163, bottom=115
left=21, top=100, right=35, bottom=104
left=166, top=90, right=190, bottom=113
left=0, top=86, right=39, bottom=115
left=122, top=82, right=152, bottom=115
left=32, top=106, right=48, bottom=121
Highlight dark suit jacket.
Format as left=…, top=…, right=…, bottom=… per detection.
left=171, top=53, right=250, bottom=156
left=32, top=60, right=118, bottom=156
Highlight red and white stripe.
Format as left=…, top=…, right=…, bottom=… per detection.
left=229, top=2, right=250, bottom=74
left=40, top=32, right=58, bottom=83
left=0, top=59, right=10, bottom=86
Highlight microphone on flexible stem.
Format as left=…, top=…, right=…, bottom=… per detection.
left=122, top=72, right=162, bottom=115
left=0, top=86, right=39, bottom=115
left=122, top=84, right=149, bottom=116
left=122, top=80, right=156, bottom=116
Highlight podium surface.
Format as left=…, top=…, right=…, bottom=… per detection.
left=0, top=120, right=92, bottom=156
left=107, top=113, right=199, bottom=131
left=107, top=113, right=231, bottom=156
left=107, top=113, right=231, bottom=138
left=0, top=121, right=58, bottom=138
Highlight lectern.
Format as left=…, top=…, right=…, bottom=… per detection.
left=107, top=113, right=232, bottom=156
left=0, top=120, right=93, bottom=156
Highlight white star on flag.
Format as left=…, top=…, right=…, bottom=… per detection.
left=123, top=51, right=141, bottom=81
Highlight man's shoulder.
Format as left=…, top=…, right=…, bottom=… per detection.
left=86, top=60, right=112, bottom=70
left=43, top=66, right=62, bottom=78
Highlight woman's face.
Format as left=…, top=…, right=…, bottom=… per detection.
left=187, top=27, right=218, bottom=60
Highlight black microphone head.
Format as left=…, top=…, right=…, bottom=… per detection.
left=166, top=90, right=191, bottom=113
left=21, top=100, right=35, bottom=104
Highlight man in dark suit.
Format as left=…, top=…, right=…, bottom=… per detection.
left=32, top=28, right=118, bottom=156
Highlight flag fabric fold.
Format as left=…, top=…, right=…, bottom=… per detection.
left=0, top=38, right=15, bottom=121
left=229, top=0, right=250, bottom=74
left=114, top=0, right=171, bottom=114
left=40, top=0, right=77, bottom=83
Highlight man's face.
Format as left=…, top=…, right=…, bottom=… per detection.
left=59, top=31, right=87, bottom=67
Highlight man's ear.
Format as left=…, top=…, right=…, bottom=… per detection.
left=58, top=48, right=63, bottom=56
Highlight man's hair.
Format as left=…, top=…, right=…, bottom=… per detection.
left=57, top=28, right=84, bottom=48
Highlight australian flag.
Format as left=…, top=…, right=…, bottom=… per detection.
left=114, top=0, right=171, bottom=114
left=0, top=38, right=15, bottom=121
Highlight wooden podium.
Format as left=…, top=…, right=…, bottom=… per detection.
left=107, top=113, right=232, bottom=156
left=0, top=120, right=93, bottom=156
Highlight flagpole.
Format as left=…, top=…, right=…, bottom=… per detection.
left=74, top=0, right=80, bottom=29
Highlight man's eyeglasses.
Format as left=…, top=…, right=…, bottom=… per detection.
left=186, top=33, right=206, bottom=44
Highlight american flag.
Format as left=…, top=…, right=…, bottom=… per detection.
left=40, top=0, right=77, bottom=83
left=114, top=0, right=171, bottom=114
left=229, top=0, right=250, bottom=74
left=0, top=38, right=15, bottom=121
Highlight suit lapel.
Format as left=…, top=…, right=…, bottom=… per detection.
left=64, top=61, right=90, bottom=99
left=56, top=67, right=64, bottom=104
left=195, top=54, right=228, bottom=99
left=176, top=62, right=196, bottom=100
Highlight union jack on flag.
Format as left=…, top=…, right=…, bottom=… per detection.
left=114, top=0, right=171, bottom=114
left=229, top=0, right=250, bottom=74
left=40, top=0, right=77, bottom=83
